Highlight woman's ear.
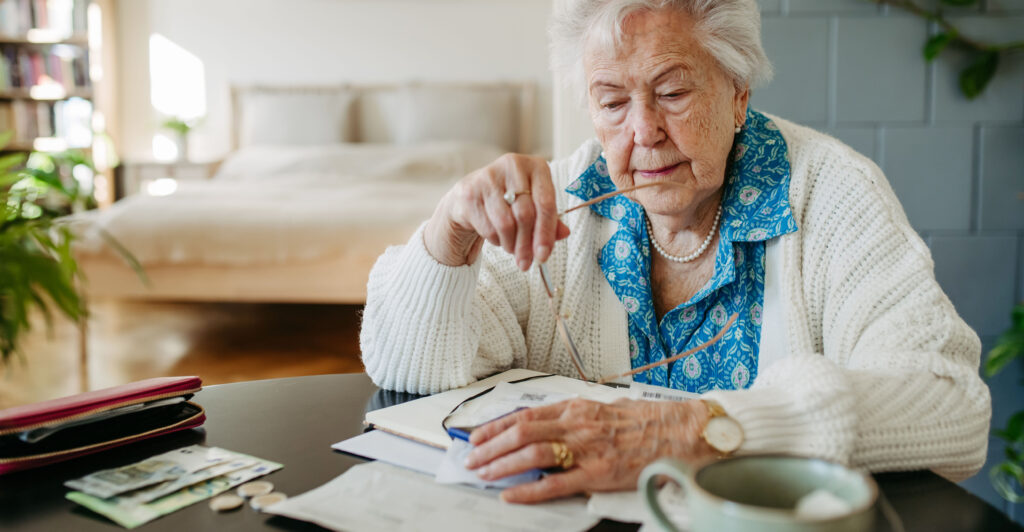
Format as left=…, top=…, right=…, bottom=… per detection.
left=734, top=85, right=750, bottom=126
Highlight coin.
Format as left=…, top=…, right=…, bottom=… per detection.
left=250, top=492, right=288, bottom=511
left=209, top=493, right=245, bottom=512
left=236, top=480, right=274, bottom=498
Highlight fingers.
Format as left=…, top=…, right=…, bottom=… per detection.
left=511, top=197, right=536, bottom=271
left=466, top=418, right=563, bottom=469
left=475, top=441, right=564, bottom=481
left=483, top=189, right=517, bottom=255
left=430, top=153, right=563, bottom=270
left=556, top=220, right=571, bottom=241
left=500, top=468, right=591, bottom=504
left=469, top=401, right=569, bottom=446
left=529, top=163, right=557, bottom=264
left=501, top=155, right=543, bottom=270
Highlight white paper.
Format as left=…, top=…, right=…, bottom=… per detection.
left=628, top=381, right=701, bottom=403
left=332, top=430, right=445, bottom=476
left=435, top=437, right=541, bottom=488
left=446, top=381, right=578, bottom=429
left=364, top=369, right=631, bottom=449
left=364, top=369, right=549, bottom=449
left=265, top=461, right=600, bottom=532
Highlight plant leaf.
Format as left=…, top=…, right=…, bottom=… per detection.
left=941, top=0, right=977, bottom=5
left=993, top=411, right=1024, bottom=443
left=0, top=152, right=26, bottom=175
left=960, top=51, right=999, bottom=100
left=985, top=330, right=1024, bottom=377
left=96, top=228, right=150, bottom=287
left=924, top=33, right=952, bottom=61
left=990, top=462, right=1024, bottom=503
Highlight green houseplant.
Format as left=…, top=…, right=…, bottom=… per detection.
left=0, top=132, right=141, bottom=363
left=869, top=0, right=1024, bottom=99
left=159, top=116, right=200, bottom=162
left=986, top=303, right=1024, bottom=504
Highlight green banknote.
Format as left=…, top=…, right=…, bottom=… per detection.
left=66, top=446, right=282, bottom=529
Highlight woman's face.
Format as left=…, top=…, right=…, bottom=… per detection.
left=585, top=8, right=749, bottom=219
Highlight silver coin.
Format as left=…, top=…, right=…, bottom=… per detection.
left=236, top=480, right=274, bottom=498
left=209, top=493, right=245, bottom=512
left=250, top=492, right=288, bottom=511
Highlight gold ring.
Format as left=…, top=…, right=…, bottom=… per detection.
left=503, top=189, right=530, bottom=206
left=551, top=441, right=574, bottom=469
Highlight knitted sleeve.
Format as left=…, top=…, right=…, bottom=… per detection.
left=359, top=223, right=531, bottom=394
left=359, top=143, right=603, bottom=395
left=704, top=137, right=991, bottom=481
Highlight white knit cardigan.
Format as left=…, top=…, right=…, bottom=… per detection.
left=360, top=116, right=991, bottom=481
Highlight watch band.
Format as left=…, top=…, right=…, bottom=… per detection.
left=699, top=399, right=744, bottom=456
left=702, top=399, right=728, bottom=419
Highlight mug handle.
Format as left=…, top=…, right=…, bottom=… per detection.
left=638, top=458, right=692, bottom=532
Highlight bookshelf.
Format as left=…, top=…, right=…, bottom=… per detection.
left=0, top=0, right=96, bottom=153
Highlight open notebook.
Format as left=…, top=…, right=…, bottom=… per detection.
left=363, top=369, right=633, bottom=449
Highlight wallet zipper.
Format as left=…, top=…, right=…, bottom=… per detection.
left=0, top=402, right=205, bottom=464
left=0, top=387, right=202, bottom=437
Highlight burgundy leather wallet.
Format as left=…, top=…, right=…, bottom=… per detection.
left=0, top=376, right=205, bottom=475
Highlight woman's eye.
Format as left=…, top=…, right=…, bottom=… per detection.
left=660, top=91, right=685, bottom=99
left=602, top=101, right=625, bottom=111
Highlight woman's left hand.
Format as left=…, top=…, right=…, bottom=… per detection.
left=465, top=398, right=717, bottom=503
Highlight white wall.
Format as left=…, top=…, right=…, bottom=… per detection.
left=116, top=0, right=555, bottom=162
left=551, top=0, right=595, bottom=158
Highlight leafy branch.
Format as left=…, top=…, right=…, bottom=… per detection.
left=984, top=303, right=1024, bottom=504
left=869, top=0, right=1024, bottom=99
left=1, top=132, right=147, bottom=364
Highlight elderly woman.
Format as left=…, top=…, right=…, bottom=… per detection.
left=360, top=0, right=990, bottom=504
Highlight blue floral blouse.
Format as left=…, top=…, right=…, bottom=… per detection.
left=565, top=109, right=798, bottom=392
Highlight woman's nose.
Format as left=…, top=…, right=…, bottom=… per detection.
left=630, top=102, right=667, bottom=148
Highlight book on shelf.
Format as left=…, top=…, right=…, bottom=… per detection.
left=0, top=0, right=94, bottom=151
left=0, top=44, right=89, bottom=91
left=0, top=96, right=91, bottom=147
left=0, top=0, right=89, bottom=40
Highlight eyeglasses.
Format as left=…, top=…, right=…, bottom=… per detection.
left=537, top=262, right=588, bottom=381
left=536, top=181, right=738, bottom=384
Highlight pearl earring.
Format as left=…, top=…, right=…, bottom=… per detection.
left=734, top=126, right=741, bottom=134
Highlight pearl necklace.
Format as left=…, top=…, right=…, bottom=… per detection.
left=645, top=204, right=722, bottom=263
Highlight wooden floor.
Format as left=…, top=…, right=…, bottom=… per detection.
left=0, top=299, right=365, bottom=409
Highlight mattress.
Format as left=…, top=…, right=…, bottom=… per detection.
left=73, top=141, right=505, bottom=268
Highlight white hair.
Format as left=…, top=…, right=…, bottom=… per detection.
left=549, top=0, right=772, bottom=104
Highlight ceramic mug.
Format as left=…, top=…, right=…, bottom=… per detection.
left=639, top=455, right=878, bottom=532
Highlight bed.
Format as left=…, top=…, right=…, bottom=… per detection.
left=72, top=82, right=538, bottom=303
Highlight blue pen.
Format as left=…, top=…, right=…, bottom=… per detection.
left=447, top=426, right=472, bottom=442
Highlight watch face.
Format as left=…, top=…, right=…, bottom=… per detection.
left=705, top=416, right=743, bottom=453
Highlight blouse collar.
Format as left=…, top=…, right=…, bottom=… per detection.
left=565, top=108, right=798, bottom=244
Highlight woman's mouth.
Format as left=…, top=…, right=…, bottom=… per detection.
left=635, top=163, right=681, bottom=179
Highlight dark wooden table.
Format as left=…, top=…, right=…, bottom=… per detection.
left=0, top=374, right=1019, bottom=531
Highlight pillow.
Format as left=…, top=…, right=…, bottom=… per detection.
left=213, top=141, right=505, bottom=183
left=374, top=86, right=520, bottom=152
left=237, top=87, right=356, bottom=147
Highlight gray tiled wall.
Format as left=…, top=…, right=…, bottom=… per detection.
left=752, top=0, right=1024, bottom=522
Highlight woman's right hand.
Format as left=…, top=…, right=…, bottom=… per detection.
left=424, top=154, right=570, bottom=270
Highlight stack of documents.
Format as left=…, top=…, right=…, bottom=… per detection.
left=266, top=460, right=601, bottom=531
left=281, top=369, right=696, bottom=531
left=64, top=445, right=282, bottom=529
left=363, top=369, right=633, bottom=449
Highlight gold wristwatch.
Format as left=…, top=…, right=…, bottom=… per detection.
left=700, top=399, right=744, bottom=456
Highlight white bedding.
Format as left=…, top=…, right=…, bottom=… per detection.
left=74, top=141, right=504, bottom=266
